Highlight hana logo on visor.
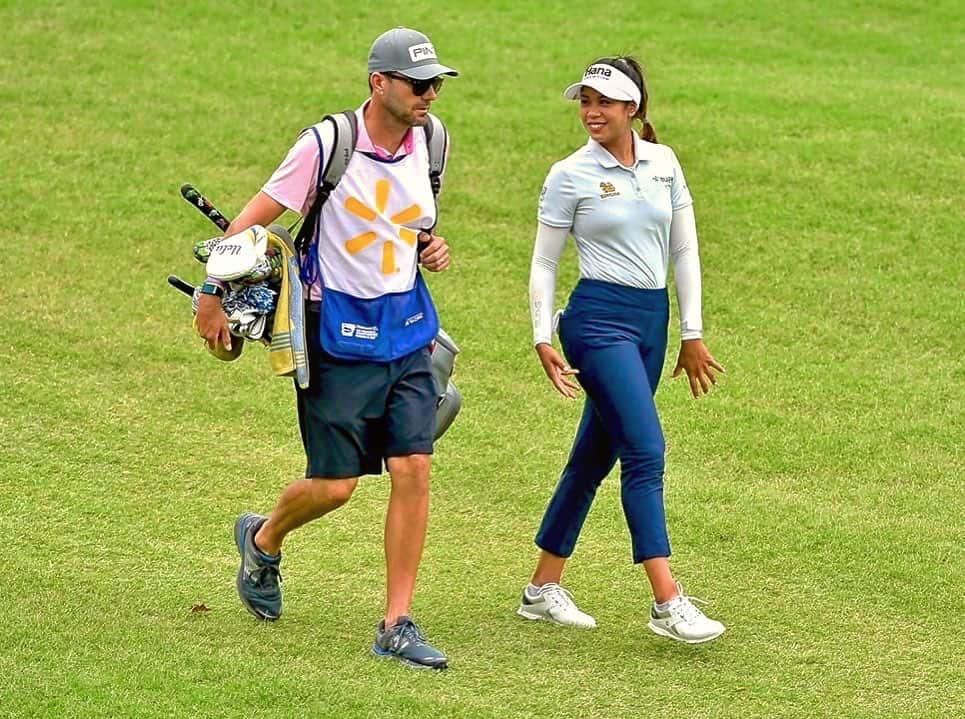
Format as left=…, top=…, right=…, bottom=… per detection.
left=584, top=66, right=612, bottom=79
left=343, top=179, right=422, bottom=275
left=408, top=42, right=437, bottom=62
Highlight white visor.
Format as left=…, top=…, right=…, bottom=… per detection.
left=563, top=64, right=642, bottom=107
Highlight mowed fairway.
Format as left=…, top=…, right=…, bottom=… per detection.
left=2, top=1, right=962, bottom=717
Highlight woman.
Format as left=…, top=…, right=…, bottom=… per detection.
left=517, top=57, right=726, bottom=643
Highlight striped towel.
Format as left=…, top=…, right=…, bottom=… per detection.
left=266, top=226, right=309, bottom=389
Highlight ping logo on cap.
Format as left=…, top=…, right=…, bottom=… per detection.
left=408, top=42, right=437, bottom=62
left=584, top=66, right=612, bottom=79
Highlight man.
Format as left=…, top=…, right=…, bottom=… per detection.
left=196, top=27, right=457, bottom=670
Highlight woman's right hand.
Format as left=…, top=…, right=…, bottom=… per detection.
left=535, top=343, right=580, bottom=398
left=196, top=293, right=232, bottom=351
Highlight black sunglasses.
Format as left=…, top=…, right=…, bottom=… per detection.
left=384, top=72, right=444, bottom=96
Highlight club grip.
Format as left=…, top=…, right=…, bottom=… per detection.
left=180, top=183, right=231, bottom=232
left=167, top=274, right=195, bottom=298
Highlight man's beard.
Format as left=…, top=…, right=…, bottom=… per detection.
left=386, top=97, right=427, bottom=127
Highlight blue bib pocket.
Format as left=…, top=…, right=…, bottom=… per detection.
left=319, top=273, right=439, bottom=362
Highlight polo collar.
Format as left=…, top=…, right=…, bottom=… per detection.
left=587, top=133, right=656, bottom=169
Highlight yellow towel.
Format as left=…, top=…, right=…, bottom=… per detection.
left=266, top=226, right=309, bottom=388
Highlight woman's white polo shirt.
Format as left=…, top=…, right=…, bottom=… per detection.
left=537, top=134, right=693, bottom=289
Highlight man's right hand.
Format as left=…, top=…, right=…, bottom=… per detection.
left=196, top=293, right=232, bottom=351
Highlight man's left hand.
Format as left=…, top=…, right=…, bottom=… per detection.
left=418, top=232, right=451, bottom=272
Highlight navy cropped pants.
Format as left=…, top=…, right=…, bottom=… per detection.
left=535, top=279, right=671, bottom=563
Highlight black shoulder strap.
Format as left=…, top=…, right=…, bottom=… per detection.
left=421, top=112, right=448, bottom=233
left=422, top=112, right=448, bottom=198
left=293, top=110, right=358, bottom=255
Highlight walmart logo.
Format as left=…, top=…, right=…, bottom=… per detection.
left=343, top=179, right=422, bottom=275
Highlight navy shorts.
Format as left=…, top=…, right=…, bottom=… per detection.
left=295, top=307, right=436, bottom=478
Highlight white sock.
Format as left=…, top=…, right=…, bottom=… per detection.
left=525, top=583, right=542, bottom=598
left=654, top=597, right=675, bottom=612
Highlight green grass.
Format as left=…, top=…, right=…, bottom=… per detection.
left=2, top=1, right=963, bottom=717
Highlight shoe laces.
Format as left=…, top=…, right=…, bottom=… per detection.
left=250, top=563, right=282, bottom=589
left=666, top=591, right=709, bottom=625
left=392, top=618, right=427, bottom=647
left=539, top=583, right=577, bottom=611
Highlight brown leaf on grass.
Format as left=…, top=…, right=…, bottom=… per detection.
left=190, top=603, right=211, bottom=614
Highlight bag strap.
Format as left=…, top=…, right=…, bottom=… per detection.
left=320, top=111, right=358, bottom=192
left=293, top=110, right=357, bottom=256
left=422, top=112, right=448, bottom=231
left=423, top=112, right=448, bottom=197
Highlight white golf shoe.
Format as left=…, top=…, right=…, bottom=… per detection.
left=516, top=583, right=597, bottom=629
left=647, top=585, right=725, bottom=644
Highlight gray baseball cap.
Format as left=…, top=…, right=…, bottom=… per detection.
left=367, top=27, right=459, bottom=81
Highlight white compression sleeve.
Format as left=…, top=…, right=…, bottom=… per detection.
left=529, top=223, right=569, bottom=346
left=670, top=204, right=704, bottom=340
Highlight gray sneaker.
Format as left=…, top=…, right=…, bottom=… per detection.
left=234, top=512, right=282, bottom=621
left=372, top=616, right=448, bottom=670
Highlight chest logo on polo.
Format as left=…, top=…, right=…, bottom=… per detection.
left=599, top=181, right=620, bottom=199
left=343, top=179, right=421, bottom=275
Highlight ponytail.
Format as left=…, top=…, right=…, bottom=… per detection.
left=638, top=117, right=658, bottom=144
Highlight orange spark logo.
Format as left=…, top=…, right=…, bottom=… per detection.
left=343, top=179, right=421, bottom=275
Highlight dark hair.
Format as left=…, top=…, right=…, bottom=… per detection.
left=592, top=56, right=658, bottom=143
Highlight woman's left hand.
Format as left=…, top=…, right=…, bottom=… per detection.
left=672, top=339, right=725, bottom=398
